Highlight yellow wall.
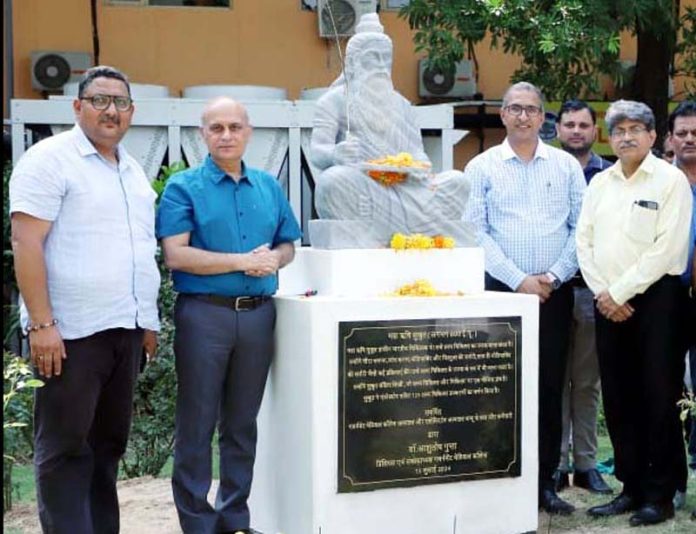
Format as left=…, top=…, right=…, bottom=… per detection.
left=8, top=0, right=690, bottom=164
left=10, top=1, right=522, bottom=101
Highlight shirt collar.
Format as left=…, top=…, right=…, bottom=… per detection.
left=72, top=124, right=129, bottom=170
left=585, top=152, right=605, bottom=171
left=608, top=151, right=657, bottom=181
left=501, top=137, right=549, bottom=161
left=204, top=155, right=251, bottom=185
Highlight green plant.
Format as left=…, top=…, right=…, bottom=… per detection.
left=401, top=0, right=688, bottom=137
left=120, top=270, right=177, bottom=478
left=676, top=6, right=696, bottom=98
left=119, top=161, right=185, bottom=478
left=678, top=390, right=696, bottom=422
left=151, top=161, right=187, bottom=203
left=3, top=352, right=43, bottom=512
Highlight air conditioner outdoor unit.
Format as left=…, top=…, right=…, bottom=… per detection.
left=418, top=59, right=477, bottom=99
left=31, top=51, right=92, bottom=91
left=318, top=0, right=376, bottom=38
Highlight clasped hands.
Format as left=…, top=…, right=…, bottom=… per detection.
left=595, top=290, right=634, bottom=322
left=244, top=244, right=280, bottom=277
left=516, top=274, right=554, bottom=303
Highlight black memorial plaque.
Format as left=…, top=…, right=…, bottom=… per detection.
left=338, top=317, right=522, bottom=493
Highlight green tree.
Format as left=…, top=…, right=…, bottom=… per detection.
left=401, top=0, right=694, bottom=138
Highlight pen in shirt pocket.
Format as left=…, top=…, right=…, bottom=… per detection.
left=634, top=200, right=658, bottom=210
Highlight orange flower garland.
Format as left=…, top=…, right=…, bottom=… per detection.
left=390, top=233, right=455, bottom=250
left=365, top=152, right=429, bottom=187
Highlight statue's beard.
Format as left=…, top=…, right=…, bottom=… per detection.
left=352, top=75, right=397, bottom=132
left=360, top=74, right=393, bottom=104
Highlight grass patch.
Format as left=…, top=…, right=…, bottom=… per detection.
left=7, top=463, right=36, bottom=505
left=540, top=434, right=696, bottom=533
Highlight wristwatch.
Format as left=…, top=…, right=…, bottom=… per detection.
left=545, top=272, right=561, bottom=290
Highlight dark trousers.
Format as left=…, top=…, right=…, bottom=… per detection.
left=172, top=294, right=276, bottom=534
left=485, top=275, right=574, bottom=489
left=34, top=327, right=143, bottom=534
left=595, top=275, right=685, bottom=504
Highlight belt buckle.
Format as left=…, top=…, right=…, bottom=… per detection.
left=234, top=297, right=246, bottom=312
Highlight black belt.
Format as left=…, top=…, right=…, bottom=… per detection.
left=570, top=274, right=587, bottom=289
left=188, top=293, right=271, bottom=311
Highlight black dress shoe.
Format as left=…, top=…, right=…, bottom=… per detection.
left=573, top=468, right=613, bottom=494
left=628, top=502, right=674, bottom=527
left=539, top=488, right=575, bottom=515
left=553, top=469, right=570, bottom=492
left=587, top=493, right=641, bottom=517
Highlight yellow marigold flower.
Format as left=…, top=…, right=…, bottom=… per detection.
left=411, top=234, right=434, bottom=249
left=390, top=233, right=407, bottom=250
left=442, top=237, right=455, bottom=249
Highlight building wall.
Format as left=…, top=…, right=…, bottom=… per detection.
left=6, top=0, right=689, bottom=164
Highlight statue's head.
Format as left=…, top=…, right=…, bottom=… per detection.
left=345, top=13, right=393, bottom=87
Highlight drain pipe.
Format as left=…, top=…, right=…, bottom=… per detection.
left=4, top=0, right=13, bottom=120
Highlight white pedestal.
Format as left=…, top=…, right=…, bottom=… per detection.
left=277, top=247, right=485, bottom=298
left=249, top=292, right=539, bottom=534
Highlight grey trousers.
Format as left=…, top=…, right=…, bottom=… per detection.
left=171, top=294, right=275, bottom=534
left=559, top=287, right=601, bottom=472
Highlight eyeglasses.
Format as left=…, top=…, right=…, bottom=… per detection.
left=504, top=104, right=542, bottom=117
left=610, top=126, right=648, bottom=139
left=81, top=94, right=133, bottom=111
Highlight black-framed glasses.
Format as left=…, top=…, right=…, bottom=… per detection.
left=81, top=94, right=133, bottom=111
left=504, top=104, right=542, bottom=117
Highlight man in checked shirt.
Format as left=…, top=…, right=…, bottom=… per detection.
left=463, top=81, right=586, bottom=515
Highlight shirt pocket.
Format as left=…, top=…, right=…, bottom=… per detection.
left=624, top=202, right=658, bottom=244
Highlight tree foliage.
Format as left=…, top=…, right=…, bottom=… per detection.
left=401, top=0, right=694, bottom=127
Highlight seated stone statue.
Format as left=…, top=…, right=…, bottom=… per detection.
left=309, top=12, right=472, bottom=248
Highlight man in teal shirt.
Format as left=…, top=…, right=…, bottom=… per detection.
left=157, top=97, right=301, bottom=534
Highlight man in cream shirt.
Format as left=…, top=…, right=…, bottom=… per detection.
left=577, top=100, right=692, bottom=527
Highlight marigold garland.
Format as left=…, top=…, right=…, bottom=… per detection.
left=366, top=152, right=429, bottom=187
left=387, top=279, right=463, bottom=297
left=390, top=233, right=455, bottom=250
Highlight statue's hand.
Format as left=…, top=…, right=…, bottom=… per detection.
left=333, top=137, right=361, bottom=165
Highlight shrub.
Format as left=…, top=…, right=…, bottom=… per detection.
left=3, top=352, right=43, bottom=512
left=120, top=162, right=186, bottom=478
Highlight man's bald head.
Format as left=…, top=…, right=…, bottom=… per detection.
left=201, top=97, right=250, bottom=127
left=200, top=96, right=252, bottom=169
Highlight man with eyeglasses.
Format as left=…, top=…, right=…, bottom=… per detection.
left=552, top=100, right=613, bottom=497
left=157, top=97, right=301, bottom=534
left=463, top=81, right=586, bottom=515
left=577, top=100, right=692, bottom=526
left=9, top=66, right=160, bottom=533
left=668, top=101, right=696, bottom=506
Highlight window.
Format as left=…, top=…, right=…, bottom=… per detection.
left=382, top=0, right=409, bottom=9
left=105, top=1, right=231, bottom=8
left=301, top=1, right=410, bottom=11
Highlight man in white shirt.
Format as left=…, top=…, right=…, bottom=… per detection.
left=10, top=66, right=160, bottom=533
left=577, top=100, right=692, bottom=527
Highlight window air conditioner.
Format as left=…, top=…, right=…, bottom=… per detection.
left=318, top=0, right=376, bottom=38
left=418, top=59, right=477, bottom=99
left=31, top=51, right=92, bottom=92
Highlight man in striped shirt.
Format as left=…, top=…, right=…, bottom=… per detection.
left=463, top=81, right=586, bottom=515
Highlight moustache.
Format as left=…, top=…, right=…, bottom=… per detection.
left=99, top=117, right=120, bottom=126
left=619, top=142, right=638, bottom=149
